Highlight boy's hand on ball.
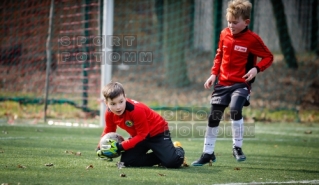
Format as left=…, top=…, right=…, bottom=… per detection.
left=100, top=139, right=122, bottom=158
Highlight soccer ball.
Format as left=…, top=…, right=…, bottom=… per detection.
left=99, top=132, right=125, bottom=158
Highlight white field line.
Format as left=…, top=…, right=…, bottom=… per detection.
left=213, top=179, right=319, bottom=185
left=255, top=130, right=319, bottom=138
left=255, top=126, right=319, bottom=131
left=0, top=137, right=37, bottom=140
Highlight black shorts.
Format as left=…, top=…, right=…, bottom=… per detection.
left=120, top=130, right=184, bottom=168
left=210, top=83, right=251, bottom=106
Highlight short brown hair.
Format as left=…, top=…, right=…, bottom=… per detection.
left=102, top=82, right=125, bottom=100
left=226, top=0, right=252, bottom=20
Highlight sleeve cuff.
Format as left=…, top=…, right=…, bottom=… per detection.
left=254, top=66, right=260, bottom=73
left=117, top=143, right=124, bottom=153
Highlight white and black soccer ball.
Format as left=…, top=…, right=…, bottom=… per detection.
left=99, top=132, right=125, bottom=158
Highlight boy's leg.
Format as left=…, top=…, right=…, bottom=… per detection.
left=120, top=140, right=161, bottom=167
left=204, top=104, right=226, bottom=154
left=192, top=104, right=226, bottom=166
left=147, top=131, right=185, bottom=168
left=229, top=94, right=248, bottom=161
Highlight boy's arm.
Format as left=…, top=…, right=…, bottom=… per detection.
left=119, top=108, right=149, bottom=151
left=250, top=35, right=273, bottom=72
left=211, top=31, right=224, bottom=75
left=102, top=111, right=117, bottom=135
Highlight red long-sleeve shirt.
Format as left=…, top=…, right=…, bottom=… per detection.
left=212, top=27, right=273, bottom=86
left=99, top=98, right=168, bottom=150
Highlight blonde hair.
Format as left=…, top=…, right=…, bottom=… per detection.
left=226, top=0, right=252, bottom=20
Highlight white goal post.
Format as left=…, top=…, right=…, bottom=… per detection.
left=100, top=0, right=114, bottom=127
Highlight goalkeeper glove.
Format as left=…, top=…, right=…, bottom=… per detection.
left=96, top=149, right=113, bottom=161
left=100, top=139, right=124, bottom=158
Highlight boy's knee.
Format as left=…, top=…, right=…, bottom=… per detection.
left=161, top=158, right=184, bottom=168
left=162, top=148, right=185, bottom=168
left=208, top=114, right=221, bottom=127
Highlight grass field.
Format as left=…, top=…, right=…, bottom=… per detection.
left=1, top=122, right=319, bottom=185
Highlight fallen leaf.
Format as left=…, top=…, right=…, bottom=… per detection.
left=120, top=173, right=126, bottom=177
left=86, top=164, right=93, bottom=169
left=158, top=173, right=166, bottom=176
left=208, top=160, right=212, bottom=166
left=304, top=130, right=312, bottom=134
left=45, top=163, right=54, bottom=167
left=17, top=164, right=26, bottom=168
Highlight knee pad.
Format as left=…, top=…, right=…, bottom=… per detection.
left=208, top=114, right=221, bottom=127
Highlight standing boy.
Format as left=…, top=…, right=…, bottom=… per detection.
left=192, top=0, right=273, bottom=166
left=96, top=82, right=185, bottom=168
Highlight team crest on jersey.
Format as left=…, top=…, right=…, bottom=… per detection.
left=234, top=45, right=247, bottom=52
left=125, top=120, right=133, bottom=127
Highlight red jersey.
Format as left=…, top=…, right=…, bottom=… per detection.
left=99, top=98, right=168, bottom=150
left=212, top=27, right=273, bottom=86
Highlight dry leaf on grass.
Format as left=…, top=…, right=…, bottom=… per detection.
left=182, top=157, right=189, bottom=167
left=208, top=160, right=213, bottom=166
left=86, top=165, right=93, bottom=169
left=17, top=164, right=26, bottom=168
left=65, top=150, right=81, bottom=156
left=304, top=130, right=312, bottom=134
left=158, top=173, right=166, bottom=176
left=45, top=163, right=54, bottom=167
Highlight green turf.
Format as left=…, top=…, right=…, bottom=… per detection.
left=0, top=122, right=319, bottom=185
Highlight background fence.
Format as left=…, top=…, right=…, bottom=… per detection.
left=0, top=0, right=318, bottom=123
